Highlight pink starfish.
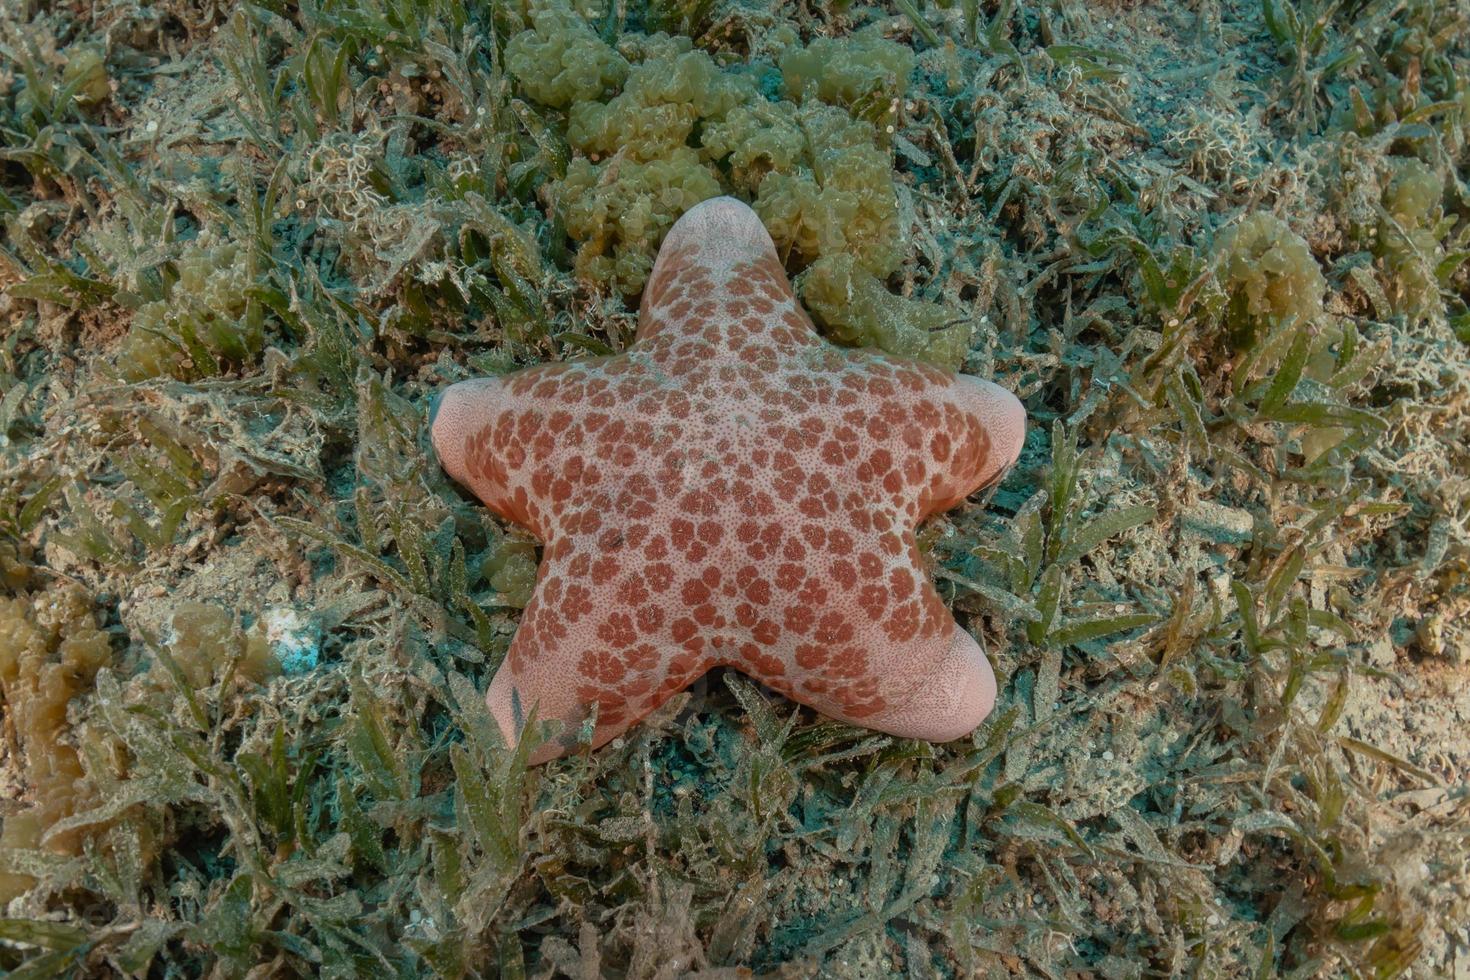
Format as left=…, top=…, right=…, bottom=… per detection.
left=431, top=197, right=1025, bottom=762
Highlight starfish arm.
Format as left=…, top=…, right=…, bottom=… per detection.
left=637, top=196, right=808, bottom=345
left=485, top=543, right=712, bottom=763
left=430, top=374, right=537, bottom=530
left=824, top=622, right=997, bottom=742
left=771, top=526, right=996, bottom=742
left=912, top=374, right=1027, bottom=519
left=430, top=363, right=633, bottom=538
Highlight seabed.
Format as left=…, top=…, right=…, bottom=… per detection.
left=1, top=0, right=1467, bottom=976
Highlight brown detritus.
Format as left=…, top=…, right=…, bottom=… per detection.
left=157, top=601, right=280, bottom=690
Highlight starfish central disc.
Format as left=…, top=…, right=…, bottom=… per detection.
left=431, top=197, right=1025, bottom=762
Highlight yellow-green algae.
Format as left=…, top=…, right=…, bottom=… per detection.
left=115, top=241, right=265, bottom=382
left=58, top=45, right=111, bottom=109
left=0, top=594, right=278, bottom=903
left=504, top=3, right=628, bottom=109
left=0, top=540, right=32, bottom=592
left=1212, top=212, right=1325, bottom=351
left=1209, top=212, right=1361, bottom=463
left=12, top=42, right=110, bottom=120
left=1376, top=158, right=1447, bottom=320
left=559, top=149, right=723, bottom=292
left=159, top=602, right=280, bottom=690
left=480, top=539, right=539, bottom=609
left=778, top=25, right=915, bottom=117
left=697, top=97, right=805, bottom=193
left=739, top=102, right=906, bottom=279
left=508, top=3, right=917, bottom=354
left=799, top=254, right=971, bottom=370
left=566, top=37, right=750, bottom=162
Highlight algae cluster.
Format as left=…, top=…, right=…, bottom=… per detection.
left=158, top=601, right=280, bottom=689
left=114, top=241, right=266, bottom=382
left=503, top=3, right=628, bottom=109
left=0, top=586, right=112, bottom=901
left=1212, top=212, right=1326, bottom=351
left=1, top=0, right=1469, bottom=975
left=1377, top=158, right=1451, bottom=320
left=508, top=5, right=947, bottom=362
left=799, top=252, right=971, bottom=368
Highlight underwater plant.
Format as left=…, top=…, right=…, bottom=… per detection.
left=799, top=252, right=970, bottom=370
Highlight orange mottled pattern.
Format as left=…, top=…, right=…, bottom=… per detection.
left=431, top=197, right=1026, bottom=762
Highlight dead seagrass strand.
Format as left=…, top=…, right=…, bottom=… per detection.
left=431, top=197, right=1025, bottom=763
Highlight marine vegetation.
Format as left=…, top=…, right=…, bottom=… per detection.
left=1, top=0, right=1468, bottom=976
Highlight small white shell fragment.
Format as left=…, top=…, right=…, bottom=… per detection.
left=264, top=606, right=321, bottom=675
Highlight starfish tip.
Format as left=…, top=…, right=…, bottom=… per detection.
left=989, top=379, right=1028, bottom=469
left=663, top=194, right=776, bottom=265
left=428, top=377, right=499, bottom=491
left=963, top=375, right=1027, bottom=485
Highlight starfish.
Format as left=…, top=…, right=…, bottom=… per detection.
left=430, top=197, right=1025, bottom=763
